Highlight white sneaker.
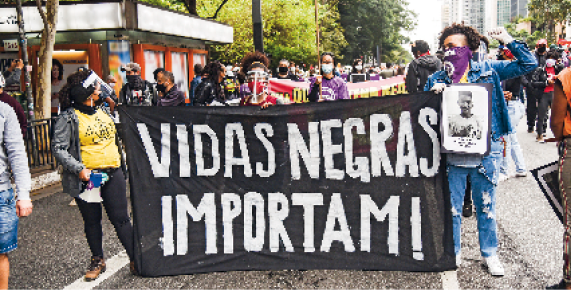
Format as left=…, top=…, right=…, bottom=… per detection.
left=515, top=171, right=527, bottom=177
left=456, top=253, right=461, bottom=267
left=485, top=255, right=505, bottom=276
left=498, top=174, right=509, bottom=182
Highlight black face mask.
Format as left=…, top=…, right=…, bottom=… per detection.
left=278, top=67, right=288, bottom=73
left=538, top=47, right=546, bottom=53
left=156, top=83, right=167, bottom=93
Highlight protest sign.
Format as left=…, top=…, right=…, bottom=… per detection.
left=269, top=75, right=407, bottom=103
left=120, top=91, right=454, bottom=277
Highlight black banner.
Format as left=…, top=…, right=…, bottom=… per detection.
left=119, top=92, right=455, bottom=277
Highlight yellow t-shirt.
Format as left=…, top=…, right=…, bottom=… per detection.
left=76, top=109, right=121, bottom=169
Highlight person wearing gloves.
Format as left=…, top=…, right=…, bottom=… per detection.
left=0, top=74, right=32, bottom=290
left=307, top=52, right=350, bottom=102
left=52, top=70, right=136, bottom=281
left=424, top=24, right=537, bottom=276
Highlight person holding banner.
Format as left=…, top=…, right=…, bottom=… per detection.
left=53, top=70, right=136, bottom=280
left=240, top=62, right=286, bottom=108
left=307, top=52, right=349, bottom=102
left=425, top=24, right=537, bottom=276
left=551, top=68, right=571, bottom=289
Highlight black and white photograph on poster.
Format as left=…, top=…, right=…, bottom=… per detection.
left=441, top=84, right=492, bottom=155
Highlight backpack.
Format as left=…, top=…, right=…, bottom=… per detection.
left=529, top=66, right=548, bottom=91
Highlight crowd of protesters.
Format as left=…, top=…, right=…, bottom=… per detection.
left=3, top=17, right=571, bottom=288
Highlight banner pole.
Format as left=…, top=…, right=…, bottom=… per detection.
left=315, top=0, right=322, bottom=101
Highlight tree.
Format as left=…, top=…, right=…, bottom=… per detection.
left=34, top=0, right=58, bottom=119
left=196, top=0, right=344, bottom=68
left=528, top=0, right=571, bottom=43
left=338, top=0, right=416, bottom=65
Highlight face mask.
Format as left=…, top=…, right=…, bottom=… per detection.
left=443, top=46, right=473, bottom=83
left=290, top=67, right=296, bottom=72
left=156, top=83, right=166, bottom=93
left=538, top=47, right=546, bottom=53
left=248, top=80, right=266, bottom=96
left=322, top=64, right=334, bottom=74
left=355, top=65, right=363, bottom=71
left=546, top=59, right=556, bottom=67
left=126, top=75, right=140, bottom=83
left=109, top=83, right=116, bottom=88
left=278, top=67, right=288, bottom=73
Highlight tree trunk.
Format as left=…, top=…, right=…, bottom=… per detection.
left=34, top=0, right=58, bottom=120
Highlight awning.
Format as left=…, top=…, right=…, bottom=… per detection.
left=0, top=1, right=233, bottom=44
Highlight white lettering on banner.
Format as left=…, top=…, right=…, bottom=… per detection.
left=139, top=109, right=440, bottom=179
left=344, top=118, right=370, bottom=182
left=360, top=195, right=400, bottom=254
left=254, top=123, right=276, bottom=177
left=321, top=193, right=355, bottom=252
left=176, top=194, right=217, bottom=255
left=161, top=196, right=175, bottom=256
left=370, top=114, right=395, bottom=177
left=411, top=197, right=424, bottom=260
left=418, top=108, right=440, bottom=177
left=321, top=120, right=345, bottom=180
left=162, top=193, right=423, bottom=257
left=194, top=125, right=220, bottom=176
left=138, top=123, right=171, bottom=177
left=244, top=192, right=265, bottom=252
left=288, top=123, right=321, bottom=180
left=225, top=123, right=253, bottom=178
left=268, top=193, right=294, bottom=252
left=396, top=112, right=419, bottom=177
left=177, top=124, right=191, bottom=178
left=222, top=193, right=241, bottom=254
left=291, top=193, right=323, bottom=252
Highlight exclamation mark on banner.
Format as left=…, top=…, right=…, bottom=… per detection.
left=411, top=197, right=424, bottom=260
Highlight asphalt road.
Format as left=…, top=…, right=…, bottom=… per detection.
left=7, top=113, right=563, bottom=289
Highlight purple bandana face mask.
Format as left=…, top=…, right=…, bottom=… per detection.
left=443, top=46, right=473, bottom=83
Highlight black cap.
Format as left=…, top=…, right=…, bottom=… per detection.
left=71, top=84, right=95, bottom=104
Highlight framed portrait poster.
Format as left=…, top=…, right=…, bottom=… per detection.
left=441, top=83, right=493, bottom=155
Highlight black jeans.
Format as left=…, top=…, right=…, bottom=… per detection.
left=75, top=168, right=133, bottom=260
left=536, top=91, right=553, bottom=137
left=527, top=90, right=539, bottom=128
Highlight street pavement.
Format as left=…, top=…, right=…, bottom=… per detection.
left=8, top=112, right=564, bottom=289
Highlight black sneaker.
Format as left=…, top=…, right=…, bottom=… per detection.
left=462, top=203, right=473, bottom=217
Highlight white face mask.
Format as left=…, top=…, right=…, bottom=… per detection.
left=109, top=83, right=116, bottom=88
left=290, top=67, right=296, bottom=72
left=355, top=65, right=363, bottom=71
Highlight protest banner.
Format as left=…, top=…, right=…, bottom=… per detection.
left=119, top=91, right=455, bottom=277
left=269, top=75, right=407, bottom=103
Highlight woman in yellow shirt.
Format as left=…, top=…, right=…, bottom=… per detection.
left=52, top=70, right=135, bottom=281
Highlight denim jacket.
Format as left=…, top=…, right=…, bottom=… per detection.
left=424, top=40, right=537, bottom=181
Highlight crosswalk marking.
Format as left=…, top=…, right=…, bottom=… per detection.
left=63, top=250, right=129, bottom=290
left=441, top=270, right=460, bottom=290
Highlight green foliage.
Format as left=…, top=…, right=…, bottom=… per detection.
left=193, top=0, right=346, bottom=68
left=338, top=0, right=416, bottom=64
left=527, top=0, right=571, bottom=43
